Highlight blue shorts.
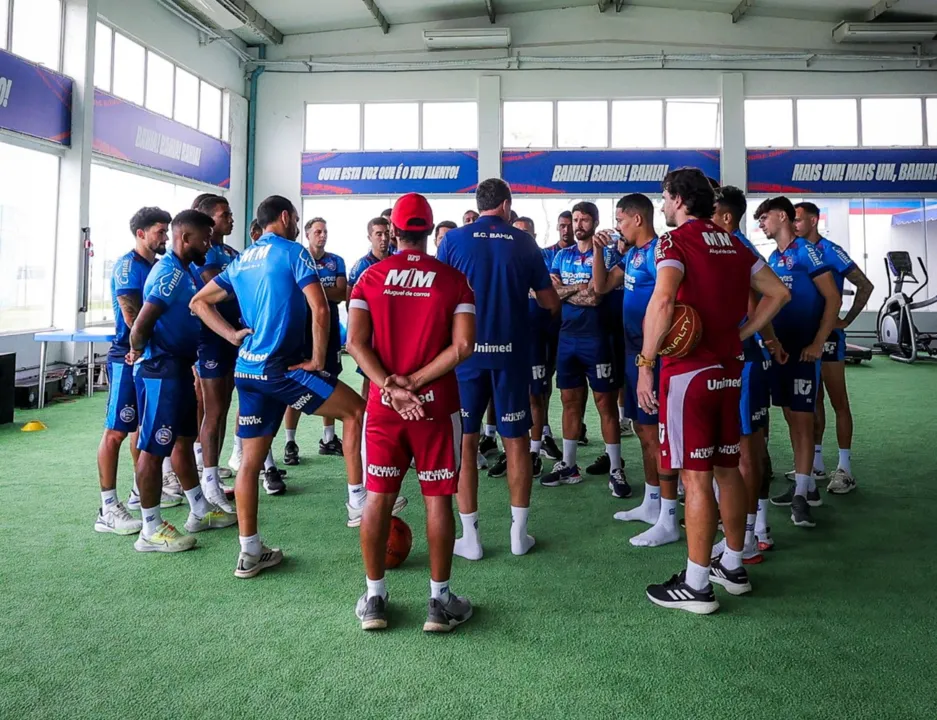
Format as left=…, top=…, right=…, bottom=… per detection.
left=740, top=357, right=771, bottom=435
left=196, top=340, right=238, bottom=379
left=771, top=357, right=821, bottom=414
left=457, top=365, right=532, bottom=439
left=623, top=351, right=660, bottom=426
left=235, top=369, right=339, bottom=439
left=609, top=332, right=626, bottom=391
left=822, top=329, right=846, bottom=363
left=104, top=357, right=139, bottom=433
left=530, top=328, right=549, bottom=397
left=134, top=358, right=199, bottom=457
left=555, top=333, right=616, bottom=393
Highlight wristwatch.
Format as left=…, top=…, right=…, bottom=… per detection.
left=635, top=353, right=655, bottom=368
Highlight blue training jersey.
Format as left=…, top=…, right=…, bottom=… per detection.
left=214, top=233, right=320, bottom=378
left=141, top=251, right=202, bottom=364
left=437, top=216, right=551, bottom=370
left=733, top=230, right=769, bottom=362
left=348, top=251, right=382, bottom=288
left=767, top=237, right=832, bottom=349
left=551, top=244, right=603, bottom=337
left=619, top=237, right=658, bottom=353
left=110, top=250, right=155, bottom=357
left=194, top=241, right=241, bottom=341
left=814, top=237, right=856, bottom=296
left=311, top=251, right=346, bottom=351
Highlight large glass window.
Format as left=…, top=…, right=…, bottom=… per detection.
left=0, top=0, right=8, bottom=51
left=222, top=91, right=231, bottom=143
left=611, top=100, right=663, bottom=149
left=503, top=101, right=553, bottom=149
left=305, top=103, right=360, bottom=151
left=557, top=101, right=609, bottom=148
left=112, top=33, right=145, bottom=106
left=145, top=51, right=175, bottom=118
left=861, top=98, right=923, bottom=147
left=666, top=99, right=720, bottom=148
left=199, top=80, right=222, bottom=138
left=11, top=0, right=61, bottom=70
left=0, top=145, right=60, bottom=332
left=797, top=99, right=858, bottom=147
left=422, top=102, right=478, bottom=150
left=174, top=67, right=200, bottom=129
left=94, top=22, right=113, bottom=91
left=744, top=99, right=794, bottom=147
left=364, top=103, right=419, bottom=150
left=928, top=99, right=937, bottom=146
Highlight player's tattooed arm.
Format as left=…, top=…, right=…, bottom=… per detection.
left=567, top=285, right=600, bottom=307
left=551, top=274, right=581, bottom=301
left=838, top=266, right=874, bottom=329
left=116, top=293, right=143, bottom=330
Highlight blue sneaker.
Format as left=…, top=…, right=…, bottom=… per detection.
left=539, top=461, right=582, bottom=487
left=608, top=468, right=632, bottom=498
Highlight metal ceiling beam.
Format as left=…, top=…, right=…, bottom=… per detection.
left=484, top=0, right=496, bottom=23
left=361, top=0, right=390, bottom=34
left=598, top=0, right=612, bottom=11
left=865, top=0, right=901, bottom=21
left=213, top=0, right=283, bottom=44
left=731, top=0, right=754, bottom=23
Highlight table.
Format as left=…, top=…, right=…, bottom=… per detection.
left=34, top=327, right=116, bottom=409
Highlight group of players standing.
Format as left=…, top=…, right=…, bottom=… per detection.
left=91, top=165, right=871, bottom=628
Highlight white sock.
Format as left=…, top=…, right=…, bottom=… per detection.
left=323, top=425, right=335, bottom=443
left=141, top=506, right=162, bottom=536
left=101, top=489, right=118, bottom=511
left=659, top=497, right=678, bottom=529
left=484, top=424, right=496, bottom=438
left=285, top=429, right=296, bottom=443
left=240, top=533, right=261, bottom=556
left=184, top=485, right=212, bottom=517
left=162, top=457, right=172, bottom=475
left=813, top=445, right=825, bottom=473
left=794, top=473, right=810, bottom=497
left=348, top=483, right=366, bottom=509
left=430, top=579, right=451, bottom=602
left=722, top=546, right=743, bottom=571
left=510, top=505, right=536, bottom=555
left=454, top=511, right=482, bottom=560
left=685, top=559, right=710, bottom=591
left=606, top=443, right=621, bottom=471
left=264, top=450, right=276, bottom=471
left=618, top=404, right=626, bottom=423
left=194, top=442, right=203, bottom=467
left=838, top=449, right=852, bottom=474
left=713, top=479, right=721, bottom=505
left=460, top=512, right=479, bottom=543
left=366, top=576, right=387, bottom=600
left=543, top=424, right=553, bottom=438
left=562, top=439, right=577, bottom=466
left=202, top=466, right=222, bottom=497
left=756, top=499, right=769, bottom=534
left=132, top=473, right=139, bottom=495
left=744, top=512, right=756, bottom=551
left=530, top=439, right=542, bottom=454
left=234, top=435, right=243, bottom=453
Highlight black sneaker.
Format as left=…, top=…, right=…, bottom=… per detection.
left=423, top=593, right=473, bottom=633
left=646, top=571, right=719, bottom=615
left=487, top=453, right=507, bottom=478
left=709, top=555, right=753, bottom=596
left=355, top=592, right=388, bottom=631
left=609, top=468, right=632, bottom=498
left=541, top=435, right=562, bottom=461
left=770, top=484, right=794, bottom=507
left=283, top=440, right=300, bottom=466
left=578, top=423, right=589, bottom=446
left=531, top=452, right=543, bottom=479
left=586, top=453, right=610, bottom=476
left=319, top=436, right=343, bottom=457
left=806, top=487, right=823, bottom=508
left=539, top=461, right=582, bottom=487
left=479, top=435, right=498, bottom=457
left=791, top=495, right=816, bottom=528
left=263, top=467, right=287, bottom=496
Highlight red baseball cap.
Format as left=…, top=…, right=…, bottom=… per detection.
left=391, top=193, right=434, bottom=232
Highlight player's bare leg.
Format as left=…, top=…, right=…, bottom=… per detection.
left=503, top=434, right=535, bottom=555
left=814, top=383, right=827, bottom=477
left=358, top=490, right=397, bottom=628
left=540, top=387, right=585, bottom=487
left=480, top=401, right=499, bottom=457
left=821, top=362, right=856, bottom=493
left=193, top=370, right=205, bottom=470
left=593, top=390, right=626, bottom=495
left=283, top=405, right=302, bottom=465
left=529, top=392, right=545, bottom=476
left=454, top=432, right=483, bottom=560
left=783, top=407, right=818, bottom=527
left=714, top=432, right=764, bottom=563
left=232, top=433, right=283, bottom=578
left=199, top=375, right=233, bottom=506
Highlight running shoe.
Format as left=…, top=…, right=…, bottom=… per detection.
left=646, top=571, right=719, bottom=615
left=423, top=593, right=473, bottom=633
left=355, top=593, right=388, bottom=631
left=94, top=502, right=142, bottom=535
left=235, top=543, right=283, bottom=579
left=283, top=440, right=300, bottom=466
left=133, top=522, right=197, bottom=553
left=319, top=437, right=343, bottom=457
left=539, top=461, right=582, bottom=487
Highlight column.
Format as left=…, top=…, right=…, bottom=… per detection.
left=719, top=73, right=746, bottom=229
left=477, top=75, right=502, bottom=182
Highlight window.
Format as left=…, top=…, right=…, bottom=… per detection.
left=861, top=98, right=923, bottom=147
left=174, top=67, right=199, bottom=129
left=94, top=22, right=112, bottom=91
left=611, top=101, right=663, bottom=149
left=422, top=102, right=478, bottom=150
left=364, top=103, right=419, bottom=150
left=199, top=81, right=222, bottom=138
left=666, top=99, right=720, bottom=148
left=113, top=33, right=145, bottom=106
left=797, top=99, right=858, bottom=147
left=744, top=99, right=794, bottom=148
left=0, top=0, right=8, bottom=51
left=305, top=103, right=360, bottom=151
left=0, top=145, right=60, bottom=332
left=11, top=0, right=61, bottom=70
left=558, top=101, right=608, bottom=148
left=928, top=99, right=937, bottom=146
left=222, top=92, right=231, bottom=142
left=145, top=51, right=175, bottom=118
left=503, top=102, right=553, bottom=149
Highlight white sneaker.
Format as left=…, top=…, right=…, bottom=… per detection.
left=711, top=537, right=764, bottom=564
left=228, top=450, right=242, bottom=473
left=134, top=521, right=197, bottom=553
left=129, top=486, right=184, bottom=509
left=621, top=419, right=635, bottom=438
left=94, top=502, right=143, bottom=535
left=476, top=452, right=488, bottom=470
left=235, top=543, right=283, bottom=579
left=218, top=467, right=234, bottom=480
left=346, top=494, right=408, bottom=528
left=784, top=468, right=828, bottom=482
left=184, top=504, right=238, bottom=533
left=205, top=488, right=235, bottom=514
left=827, top=468, right=856, bottom=494
left=126, top=490, right=141, bottom=512
left=162, top=471, right=183, bottom=497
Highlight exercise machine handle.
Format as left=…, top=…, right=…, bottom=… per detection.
left=79, top=226, right=92, bottom=314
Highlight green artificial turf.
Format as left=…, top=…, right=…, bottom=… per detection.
left=1, top=357, right=936, bottom=719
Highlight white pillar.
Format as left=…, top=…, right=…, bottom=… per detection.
left=719, top=73, right=746, bottom=225
left=477, top=75, right=501, bottom=182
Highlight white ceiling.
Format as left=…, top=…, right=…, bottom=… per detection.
left=246, top=0, right=937, bottom=36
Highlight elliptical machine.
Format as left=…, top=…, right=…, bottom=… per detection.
left=876, top=251, right=937, bottom=363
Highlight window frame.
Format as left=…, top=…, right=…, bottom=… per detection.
left=859, top=96, right=924, bottom=148
left=743, top=97, right=795, bottom=149
left=795, top=97, right=860, bottom=149
left=362, top=101, right=419, bottom=152
left=421, top=101, right=479, bottom=151
left=303, top=101, right=365, bottom=152
left=8, top=0, right=64, bottom=70
left=556, top=99, right=610, bottom=150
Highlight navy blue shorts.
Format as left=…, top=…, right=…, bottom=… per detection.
left=235, top=369, right=339, bottom=439
left=609, top=332, right=626, bottom=391
left=196, top=340, right=238, bottom=380
left=135, top=358, right=199, bottom=457
left=529, top=329, right=550, bottom=397
left=457, top=364, right=532, bottom=439
left=822, top=328, right=847, bottom=363
left=555, top=333, right=616, bottom=393
left=740, top=357, right=771, bottom=435
left=104, top=357, right=139, bottom=433
left=771, top=357, right=821, bottom=414
left=623, top=351, right=660, bottom=426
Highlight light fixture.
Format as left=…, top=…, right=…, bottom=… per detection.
left=832, top=22, right=937, bottom=44
left=423, top=28, right=512, bottom=50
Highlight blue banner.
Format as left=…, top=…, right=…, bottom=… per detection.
left=501, top=150, right=720, bottom=194
left=748, top=149, right=937, bottom=195
left=0, top=49, right=72, bottom=145
left=93, top=90, right=231, bottom=188
left=301, top=151, right=477, bottom=195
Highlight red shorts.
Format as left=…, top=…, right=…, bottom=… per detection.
left=659, top=363, right=742, bottom=472
left=363, top=411, right=462, bottom=496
